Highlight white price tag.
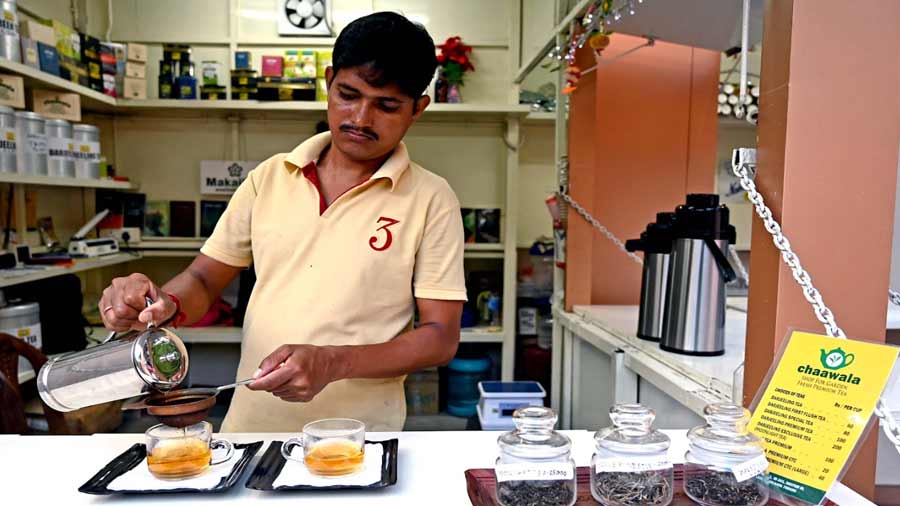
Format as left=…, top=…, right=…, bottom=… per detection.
left=730, top=454, right=768, bottom=483
left=595, top=456, right=672, bottom=473
left=48, top=137, right=71, bottom=161
left=27, top=133, right=47, bottom=155
left=0, top=127, right=14, bottom=154
left=495, top=463, right=573, bottom=483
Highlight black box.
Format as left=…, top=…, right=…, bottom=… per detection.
left=257, top=77, right=315, bottom=101
left=200, top=86, right=226, bottom=100
left=231, top=69, right=258, bottom=88
left=231, top=87, right=257, bottom=100
left=80, top=33, right=101, bottom=62
left=59, top=56, right=89, bottom=87
left=169, top=201, right=196, bottom=237
left=162, top=43, right=191, bottom=64
left=201, top=200, right=227, bottom=237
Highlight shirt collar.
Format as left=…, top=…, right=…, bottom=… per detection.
left=283, top=131, right=410, bottom=190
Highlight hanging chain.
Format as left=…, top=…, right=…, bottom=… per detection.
left=732, top=148, right=900, bottom=453
left=890, top=289, right=900, bottom=307
left=558, top=190, right=643, bottom=265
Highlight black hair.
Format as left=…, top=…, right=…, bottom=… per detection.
left=332, top=12, right=437, bottom=99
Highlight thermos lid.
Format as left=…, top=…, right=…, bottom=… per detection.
left=672, top=194, right=736, bottom=243
left=626, top=212, right=677, bottom=254
left=132, top=327, right=189, bottom=390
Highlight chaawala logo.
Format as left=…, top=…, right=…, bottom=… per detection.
left=797, top=347, right=860, bottom=385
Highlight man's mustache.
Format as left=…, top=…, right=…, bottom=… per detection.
left=340, top=124, right=379, bottom=141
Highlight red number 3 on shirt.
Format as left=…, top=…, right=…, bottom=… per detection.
left=369, top=217, right=400, bottom=251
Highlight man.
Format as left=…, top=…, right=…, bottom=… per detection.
left=99, top=12, right=466, bottom=432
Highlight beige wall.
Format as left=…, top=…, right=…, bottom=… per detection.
left=17, top=0, right=558, bottom=293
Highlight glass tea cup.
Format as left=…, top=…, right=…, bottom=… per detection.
left=281, top=418, right=366, bottom=477
left=146, top=421, right=234, bottom=480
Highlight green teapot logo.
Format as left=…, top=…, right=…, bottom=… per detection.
left=820, top=347, right=855, bottom=370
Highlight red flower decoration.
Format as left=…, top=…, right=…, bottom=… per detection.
left=437, top=36, right=475, bottom=84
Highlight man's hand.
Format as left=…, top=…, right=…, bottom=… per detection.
left=247, top=345, right=348, bottom=402
left=99, top=273, right=177, bottom=332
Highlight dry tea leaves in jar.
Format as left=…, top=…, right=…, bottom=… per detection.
left=683, top=403, right=769, bottom=506
left=496, top=479, right=576, bottom=506
left=495, top=406, right=576, bottom=506
left=591, top=403, right=673, bottom=506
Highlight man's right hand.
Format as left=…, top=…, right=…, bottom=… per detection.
left=99, top=273, right=177, bottom=332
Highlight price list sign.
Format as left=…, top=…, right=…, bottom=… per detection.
left=749, top=331, right=898, bottom=504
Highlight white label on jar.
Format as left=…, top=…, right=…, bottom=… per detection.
left=595, top=456, right=673, bottom=473
left=0, top=9, right=18, bottom=37
left=2, top=323, right=42, bottom=374
left=495, top=463, right=573, bottom=482
left=730, top=454, right=768, bottom=483
left=74, top=140, right=100, bottom=162
left=48, top=137, right=71, bottom=161
left=27, top=132, right=47, bottom=155
left=0, top=126, right=15, bottom=153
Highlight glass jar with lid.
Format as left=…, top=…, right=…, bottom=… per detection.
left=591, top=403, right=673, bottom=506
left=495, top=406, right=576, bottom=506
left=684, top=403, right=769, bottom=506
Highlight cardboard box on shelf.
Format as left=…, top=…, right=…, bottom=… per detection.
left=0, top=74, right=24, bottom=108
left=37, top=42, right=60, bottom=76
left=234, top=50, right=250, bottom=69
left=125, top=61, right=145, bottom=79
left=20, top=20, right=56, bottom=47
left=59, top=56, right=88, bottom=87
left=284, top=50, right=316, bottom=78
left=31, top=90, right=81, bottom=121
left=122, top=77, right=146, bottom=99
left=20, top=38, right=38, bottom=69
left=126, top=42, right=147, bottom=62
left=316, top=50, right=332, bottom=77
left=51, top=20, right=78, bottom=61
left=316, top=77, right=327, bottom=101
left=261, top=56, right=283, bottom=78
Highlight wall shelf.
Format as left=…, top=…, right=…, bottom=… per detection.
left=0, top=173, right=136, bottom=190
left=0, top=252, right=140, bottom=289
left=0, top=58, right=116, bottom=112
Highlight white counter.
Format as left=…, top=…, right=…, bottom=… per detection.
left=1, top=430, right=692, bottom=503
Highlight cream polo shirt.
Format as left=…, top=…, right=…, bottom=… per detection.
left=202, top=132, right=467, bottom=432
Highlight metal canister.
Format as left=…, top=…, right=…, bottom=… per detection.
left=15, top=111, right=47, bottom=175
left=38, top=327, right=189, bottom=412
left=625, top=212, right=676, bottom=342
left=0, top=301, right=41, bottom=374
left=72, top=123, right=101, bottom=179
left=45, top=119, right=75, bottom=177
left=0, top=105, right=16, bottom=172
left=660, top=195, right=737, bottom=356
left=0, top=0, right=20, bottom=63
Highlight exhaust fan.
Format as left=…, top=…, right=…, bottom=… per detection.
left=278, top=0, right=332, bottom=36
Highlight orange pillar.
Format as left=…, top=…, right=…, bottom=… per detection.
left=566, top=35, right=720, bottom=307
left=745, top=0, right=900, bottom=498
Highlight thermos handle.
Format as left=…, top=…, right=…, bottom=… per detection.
left=703, top=238, right=737, bottom=283
left=100, top=296, right=158, bottom=344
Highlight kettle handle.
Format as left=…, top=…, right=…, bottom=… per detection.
left=703, top=238, right=737, bottom=283
left=100, top=296, right=157, bottom=344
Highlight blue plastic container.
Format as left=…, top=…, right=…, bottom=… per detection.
left=447, top=356, right=491, bottom=417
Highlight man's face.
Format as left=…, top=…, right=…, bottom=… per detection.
left=325, top=65, right=428, bottom=162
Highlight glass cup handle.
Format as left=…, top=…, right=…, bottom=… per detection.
left=281, top=435, right=306, bottom=463
left=210, top=439, right=234, bottom=465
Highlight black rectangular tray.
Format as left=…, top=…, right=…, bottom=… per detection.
left=79, top=441, right=263, bottom=495
left=245, top=439, right=398, bottom=491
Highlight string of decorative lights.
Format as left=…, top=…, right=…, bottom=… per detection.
left=546, top=0, right=645, bottom=66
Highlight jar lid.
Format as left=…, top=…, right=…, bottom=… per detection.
left=131, top=327, right=189, bottom=390
left=0, top=301, right=39, bottom=318
left=594, top=403, right=670, bottom=454
left=16, top=111, right=44, bottom=121
left=73, top=123, right=99, bottom=133
left=448, top=356, right=490, bottom=373
left=0, top=105, right=14, bottom=114
left=687, top=403, right=765, bottom=456
left=45, top=118, right=71, bottom=127
left=498, top=406, right=572, bottom=459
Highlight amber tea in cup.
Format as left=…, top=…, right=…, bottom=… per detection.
left=281, top=418, right=366, bottom=477
left=146, top=421, right=234, bottom=480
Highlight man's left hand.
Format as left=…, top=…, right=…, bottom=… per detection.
left=246, top=344, right=346, bottom=402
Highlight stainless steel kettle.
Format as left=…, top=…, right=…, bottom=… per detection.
left=626, top=212, right=676, bottom=342
left=37, top=300, right=188, bottom=412
left=660, top=194, right=736, bottom=356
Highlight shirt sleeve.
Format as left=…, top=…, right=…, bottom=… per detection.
left=413, top=181, right=468, bottom=301
left=199, top=165, right=261, bottom=268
